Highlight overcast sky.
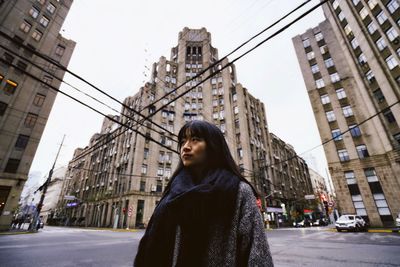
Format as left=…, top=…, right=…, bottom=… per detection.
left=29, top=0, right=330, bottom=186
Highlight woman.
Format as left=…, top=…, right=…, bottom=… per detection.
left=134, top=120, right=273, bottom=267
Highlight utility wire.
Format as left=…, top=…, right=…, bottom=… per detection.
left=0, top=59, right=179, bottom=155
left=138, top=0, right=324, bottom=124
left=0, top=31, right=177, bottom=138
left=0, top=44, right=177, bottom=141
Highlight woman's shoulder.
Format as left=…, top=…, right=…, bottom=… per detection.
left=238, top=182, right=256, bottom=200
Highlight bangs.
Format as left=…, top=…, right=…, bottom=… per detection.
left=178, top=121, right=212, bottom=146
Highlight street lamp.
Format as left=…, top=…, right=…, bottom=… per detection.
left=265, top=190, right=282, bottom=230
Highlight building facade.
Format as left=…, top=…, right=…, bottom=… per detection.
left=293, top=0, right=400, bottom=226
left=0, top=0, right=75, bottom=230
left=56, top=28, right=312, bottom=229
left=268, top=133, right=314, bottom=224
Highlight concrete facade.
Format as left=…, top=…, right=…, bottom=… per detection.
left=293, top=0, right=400, bottom=226
left=0, top=0, right=75, bottom=230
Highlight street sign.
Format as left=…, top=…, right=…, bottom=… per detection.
left=66, top=202, right=78, bottom=207
left=64, top=195, right=76, bottom=200
left=305, top=194, right=316, bottom=200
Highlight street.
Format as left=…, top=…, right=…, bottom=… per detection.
left=0, top=226, right=399, bottom=267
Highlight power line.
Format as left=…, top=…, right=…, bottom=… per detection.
left=67, top=0, right=320, bottom=168
left=0, top=59, right=179, bottom=156
left=0, top=31, right=176, bottom=138
left=138, top=0, right=324, bottom=124
left=0, top=44, right=177, bottom=142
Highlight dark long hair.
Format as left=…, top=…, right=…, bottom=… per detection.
left=163, top=120, right=258, bottom=197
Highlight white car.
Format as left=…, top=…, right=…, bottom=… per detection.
left=335, top=214, right=367, bottom=232
left=396, top=214, right=400, bottom=227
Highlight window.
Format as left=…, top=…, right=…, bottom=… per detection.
left=367, top=0, right=378, bottom=9
left=3, top=79, right=18, bottom=94
left=157, top=167, right=164, bottom=176
left=141, top=164, right=147, bottom=174
left=352, top=195, right=367, bottom=216
left=373, top=193, right=391, bottom=215
left=387, top=0, right=399, bottom=14
left=234, top=106, right=239, bottom=114
left=39, top=16, right=49, bottom=27
left=24, top=113, right=38, bottom=128
left=47, top=3, right=56, bottom=13
left=365, top=70, right=375, bottom=83
left=42, top=75, right=53, bottom=86
left=338, top=11, right=345, bottom=21
left=19, top=20, right=32, bottom=33
left=342, top=105, right=354, bottom=117
left=367, top=22, right=377, bottom=34
left=345, top=171, right=356, bottom=184
left=306, top=51, right=315, bottom=60
left=394, top=133, right=400, bottom=144
left=373, top=89, right=385, bottom=103
left=140, top=181, right=145, bottom=191
left=37, top=0, right=46, bottom=4
left=332, top=129, right=342, bottom=141
left=332, top=0, right=340, bottom=9
left=4, top=158, right=20, bottom=173
left=360, top=7, right=369, bottom=19
left=383, top=109, right=396, bottom=123
left=316, top=79, right=325, bottom=89
left=386, top=55, right=398, bottom=70
left=356, top=144, right=369, bottom=158
left=156, top=181, right=162, bottom=192
left=358, top=53, right=367, bottom=64
left=364, top=168, right=378, bottom=182
left=336, top=88, right=347, bottom=99
left=386, top=27, right=399, bottom=41
left=315, top=32, right=324, bottom=42
left=29, top=6, right=40, bottom=18
left=32, top=30, right=43, bottom=41
left=143, top=148, right=149, bottom=159
left=237, top=148, right=243, bottom=159
left=33, top=93, right=46, bottom=106
left=15, top=135, right=29, bottom=149
left=302, top=38, right=310, bottom=48
left=344, top=25, right=352, bottom=36
left=0, top=101, right=7, bottom=116
left=351, top=38, right=359, bottom=49
left=55, top=45, right=65, bottom=56
left=352, top=0, right=360, bottom=5
left=330, top=73, right=340, bottom=83
left=321, top=94, right=330, bottom=104
left=311, top=64, right=319, bottom=74
left=165, top=168, right=171, bottom=177
left=349, top=124, right=362, bottom=137
left=320, top=45, right=328, bottom=54
left=338, top=149, right=350, bottom=161
left=376, top=11, right=388, bottom=25
left=326, top=111, right=336, bottom=122
left=324, top=58, right=334, bottom=68
left=376, top=37, right=387, bottom=51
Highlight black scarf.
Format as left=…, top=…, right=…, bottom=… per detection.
left=134, top=168, right=240, bottom=267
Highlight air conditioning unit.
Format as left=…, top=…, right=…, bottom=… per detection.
left=151, top=185, right=157, bottom=192
left=158, top=177, right=163, bottom=181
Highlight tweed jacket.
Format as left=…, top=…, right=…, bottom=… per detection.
left=172, top=182, right=274, bottom=267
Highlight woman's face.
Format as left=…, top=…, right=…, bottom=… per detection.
left=180, top=134, right=207, bottom=169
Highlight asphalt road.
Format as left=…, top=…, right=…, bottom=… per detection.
left=0, top=226, right=399, bottom=267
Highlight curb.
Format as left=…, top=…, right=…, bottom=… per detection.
left=327, top=228, right=400, bottom=233
left=0, top=231, right=35, bottom=236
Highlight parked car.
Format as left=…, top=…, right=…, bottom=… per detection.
left=312, top=218, right=329, bottom=226
left=335, top=214, right=366, bottom=232
left=396, top=213, right=400, bottom=227
left=293, top=218, right=312, bottom=227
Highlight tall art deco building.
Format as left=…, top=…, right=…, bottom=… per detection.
left=293, top=0, right=400, bottom=226
left=58, top=28, right=314, bottom=229
left=0, top=0, right=75, bottom=230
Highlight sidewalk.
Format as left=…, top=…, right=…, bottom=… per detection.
left=0, top=223, right=35, bottom=235
left=327, top=226, right=400, bottom=233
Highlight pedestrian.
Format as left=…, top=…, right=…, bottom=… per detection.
left=134, top=120, right=274, bottom=267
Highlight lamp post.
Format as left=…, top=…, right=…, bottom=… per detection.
left=265, top=190, right=282, bottom=229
